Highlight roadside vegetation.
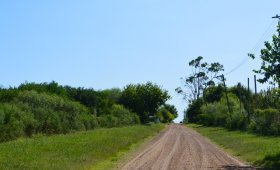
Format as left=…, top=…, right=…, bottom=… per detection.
left=178, top=22, right=280, bottom=135
left=177, top=22, right=280, bottom=169
left=188, top=124, right=280, bottom=169
left=0, top=124, right=165, bottom=170
left=0, top=81, right=177, bottom=143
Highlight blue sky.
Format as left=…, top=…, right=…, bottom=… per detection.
left=0, top=1, right=279, bottom=122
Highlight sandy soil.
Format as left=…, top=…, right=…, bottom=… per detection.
left=122, top=124, right=255, bottom=170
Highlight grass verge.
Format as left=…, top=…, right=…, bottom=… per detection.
left=187, top=124, right=280, bottom=170
left=0, top=124, right=165, bottom=170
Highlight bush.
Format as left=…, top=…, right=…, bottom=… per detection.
left=0, top=90, right=99, bottom=142
left=198, top=93, right=247, bottom=130
left=249, top=108, right=280, bottom=135
left=98, top=104, right=140, bottom=127
left=0, top=104, right=28, bottom=142
left=199, top=101, right=227, bottom=126
left=156, top=108, right=174, bottom=123
left=185, top=98, right=204, bottom=123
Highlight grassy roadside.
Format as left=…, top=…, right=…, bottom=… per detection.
left=0, top=124, right=165, bottom=170
left=187, top=124, right=280, bottom=169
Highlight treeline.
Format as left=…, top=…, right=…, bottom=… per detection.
left=181, top=22, right=280, bottom=136
left=185, top=84, right=280, bottom=136
left=0, top=81, right=177, bottom=142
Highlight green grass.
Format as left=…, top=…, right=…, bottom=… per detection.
left=188, top=124, right=280, bottom=169
left=0, top=124, right=165, bottom=170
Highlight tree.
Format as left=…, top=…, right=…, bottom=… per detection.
left=156, top=107, right=174, bottom=123
left=203, top=84, right=224, bottom=103
left=176, top=56, right=224, bottom=103
left=120, top=82, right=170, bottom=123
left=249, top=23, right=280, bottom=87
left=163, top=104, right=178, bottom=119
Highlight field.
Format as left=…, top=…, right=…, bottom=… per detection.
left=0, top=124, right=165, bottom=170
left=188, top=124, right=280, bottom=169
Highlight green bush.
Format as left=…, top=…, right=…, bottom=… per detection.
left=199, top=101, right=227, bottom=126
left=249, top=108, right=280, bottom=135
left=98, top=104, right=140, bottom=127
left=199, top=93, right=247, bottom=130
left=0, top=104, right=27, bottom=142
left=196, top=113, right=214, bottom=126
left=156, top=107, right=174, bottom=123
left=0, top=90, right=100, bottom=142
left=185, top=98, right=204, bottom=123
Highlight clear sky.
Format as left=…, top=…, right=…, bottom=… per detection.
left=0, top=1, right=280, bottom=122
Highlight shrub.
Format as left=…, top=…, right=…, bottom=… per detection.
left=249, top=108, right=280, bottom=135
left=156, top=108, right=174, bottom=123
left=199, top=93, right=247, bottom=130
left=0, top=90, right=99, bottom=142
left=98, top=104, right=140, bottom=127
left=186, top=98, right=204, bottom=123
left=0, top=104, right=26, bottom=142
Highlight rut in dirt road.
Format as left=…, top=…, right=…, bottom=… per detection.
left=122, top=124, right=255, bottom=170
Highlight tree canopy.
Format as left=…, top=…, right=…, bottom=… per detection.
left=249, top=23, right=280, bottom=87
left=120, top=82, right=170, bottom=123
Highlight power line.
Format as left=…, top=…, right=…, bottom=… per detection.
left=249, top=20, right=277, bottom=54
left=224, top=20, right=278, bottom=76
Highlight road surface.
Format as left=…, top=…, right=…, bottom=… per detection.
left=122, top=124, right=254, bottom=170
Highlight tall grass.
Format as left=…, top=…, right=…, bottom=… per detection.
left=188, top=124, right=280, bottom=169
left=0, top=124, right=164, bottom=170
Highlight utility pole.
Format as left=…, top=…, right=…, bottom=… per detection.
left=247, top=78, right=250, bottom=124
left=254, top=75, right=257, bottom=95
left=221, top=74, right=231, bottom=114
left=237, top=82, right=242, bottom=114
left=254, top=75, right=258, bottom=109
left=272, top=14, right=280, bottom=24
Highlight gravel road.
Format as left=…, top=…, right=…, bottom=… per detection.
left=122, top=124, right=255, bottom=170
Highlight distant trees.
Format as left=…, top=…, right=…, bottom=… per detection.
left=0, top=81, right=176, bottom=142
left=120, top=82, right=171, bottom=123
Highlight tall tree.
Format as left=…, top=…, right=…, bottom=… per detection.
left=176, top=56, right=224, bottom=103
left=249, top=23, right=280, bottom=87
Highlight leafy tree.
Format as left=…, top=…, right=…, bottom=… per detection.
left=203, top=84, right=224, bottom=103
left=163, top=104, right=178, bottom=119
left=156, top=107, right=174, bottom=123
left=176, top=56, right=224, bottom=103
left=18, top=81, right=67, bottom=96
left=184, top=98, right=204, bottom=123
left=120, top=82, right=170, bottom=123
left=249, top=23, right=280, bottom=87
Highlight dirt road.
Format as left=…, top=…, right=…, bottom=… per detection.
left=122, top=124, right=254, bottom=170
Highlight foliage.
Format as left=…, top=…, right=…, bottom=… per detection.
left=198, top=93, right=247, bottom=130
left=162, top=104, right=178, bottom=119
left=249, top=23, right=280, bottom=87
left=156, top=107, right=174, bottom=123
left=249, top=108, right=280, bottom=135
left=184, top=98, right=204, bottom=123
left=176, top=56, right=224, bottom=102
left=254, top=88, right=280, bottom=110
left=0, top=124, right=165, bottom=170
left=0, top=90, right=98, bottom=142
left=0, top=81, right=173, bottom=142
left=188, top=124, right=280, bottom=170
left=0, top=87, right=19, bottom=103
left=203, top=84, right=224, bottom=103
left=98, top=104, right=140, bottom=128
left=120, top=82, right=170, bottom=123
